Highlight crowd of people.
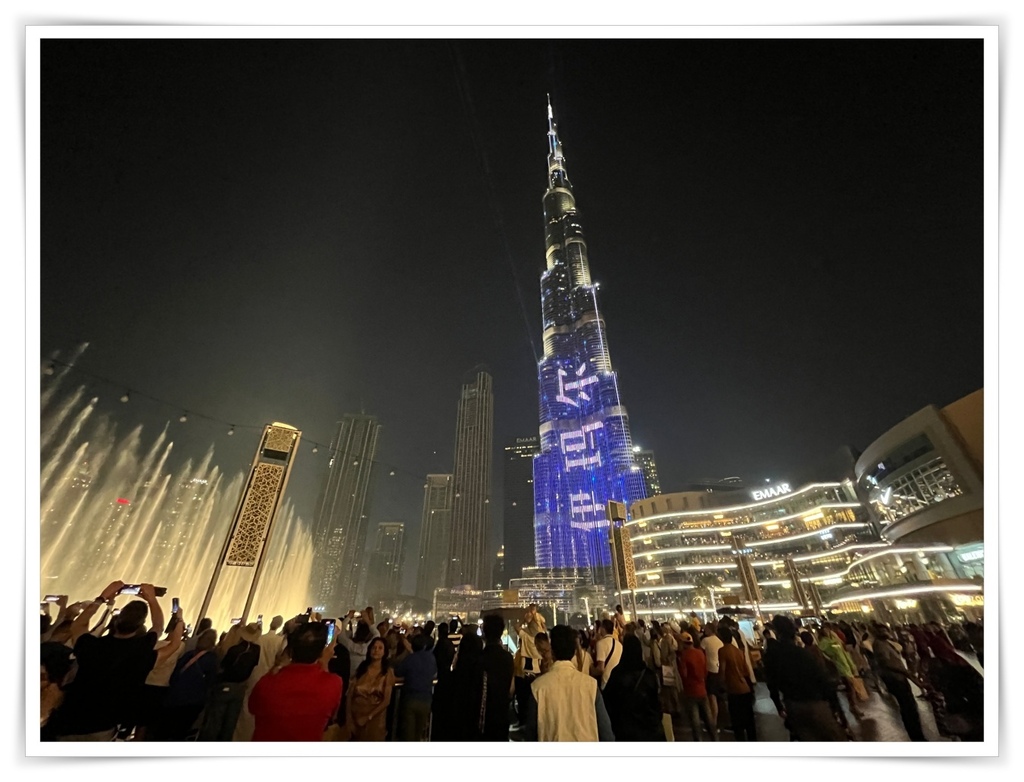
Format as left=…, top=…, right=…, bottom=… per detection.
left=38, top=585, right=984, bottom=743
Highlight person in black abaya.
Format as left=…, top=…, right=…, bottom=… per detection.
left=602, top=633, right=665, bottom=741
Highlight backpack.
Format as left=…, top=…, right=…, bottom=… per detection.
left=221, top=640, right=260, bottom=682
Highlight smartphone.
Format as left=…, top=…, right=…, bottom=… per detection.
left=172, top=597, right=180, bottom=614
left=306, top=606, right=313, bottom=615
left=257, top=614, right=263, bottom=625
left=231, top=617, right=242, bottom=626
left=153, top=586, right=168, bottom=597
left=44, top=595, right=61, bottom=603
left=119, top=584, right=142, bottom=595
left=112, top=608, right=121, bottom=617
left=185, top=623, right=192, bottom=636
left=322, top=618, right=336, bottom=645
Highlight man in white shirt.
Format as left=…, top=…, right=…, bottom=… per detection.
left=700, top=621, right=725, bottom=729
left=527, top=625, right=614, bottom=741
left=592, top=619, right=622, bottom=690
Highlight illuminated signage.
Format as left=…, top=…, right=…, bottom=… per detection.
left=556, top=362, right=599, bottom=408
left=957, top=549, right=984, bottom=563
left=752, top=483, right=792, bottom=501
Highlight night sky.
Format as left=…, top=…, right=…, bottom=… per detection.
left=39, top=37, right=984, bottom=593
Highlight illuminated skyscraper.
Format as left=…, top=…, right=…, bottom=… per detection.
left=310, top=414, right=381, bottom=612
left=446, top=367, right=493, bottom=589
left=415, top=473, right=453, bottom=601
left=491, top=545, right=506, bottom=589
left=366, top=521, right=405, bottom=607
left=504, top=435, right=540, bottom=583
left=533, top=98, right=647, bottom=584
left=634, top=448, right=662, bottom=496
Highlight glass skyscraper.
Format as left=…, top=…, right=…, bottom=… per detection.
left=310, top=414, right=381, bottom=612
left=366, top=521, right=405, bottom=607
left=446, top=366, right=494, bottom=589
left=533, top=99, right=647, bottom=584
left=415, top=473, right=453, bottom=601
left=503, top=435, right=541, bottom=585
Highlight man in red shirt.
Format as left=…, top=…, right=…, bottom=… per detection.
left=677, top=631, right=717, bottom=741
left=249, top=621, right=342, bottom=741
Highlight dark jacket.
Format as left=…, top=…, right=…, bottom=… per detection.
left=602, top=665, right=665, bottom=741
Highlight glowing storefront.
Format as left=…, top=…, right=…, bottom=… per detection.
left=845, top=389, right=985, bottom=621
left=620, top=480, right=981, bottom=623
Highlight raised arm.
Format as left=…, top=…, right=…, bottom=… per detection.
left=70, top=581, right=123, bottom=644
left=49, top=595, right=70, bottom=628
left=156, top=614, right=186, bottom=662
left=139, top=583, right=164, bottom=634
left=88, top=606, right=112, bottom=637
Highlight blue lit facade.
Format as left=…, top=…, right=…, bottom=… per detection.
left=533, top=99, right=647, bottom=582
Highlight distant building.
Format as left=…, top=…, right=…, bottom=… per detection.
left=631, top=477, right=746, bottom=517
left=446, top=367, right=493, bottom=589
left=415, top=474, right=453, bottom=601
left=503, top=435, right=540, bottom=583
left=432, top=585, right=483, bottom=624
left=491, top=545, right=506, bottom=589
left=366, top=522, right=405, bottom=607
left=310, top=414, right=381, bottom=613
left=633, top=447, right=662, bottom=496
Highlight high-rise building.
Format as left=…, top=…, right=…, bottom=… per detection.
left=491, top=545, right=506, bottom=589
left=310, top=414, right=381, bottom=612
left=446, top=366, right=494, bottom=589
left=532, top=98, right=647, bottom=585
left=634, top=447, right=662, bottom=496
left=504, top=435, right=540, bottom=583
left=366, top=521, right=405, bottom=607
left=415, top=474, right=453, bottom=601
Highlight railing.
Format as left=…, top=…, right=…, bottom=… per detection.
left=384, top=679, right=438, bottom=742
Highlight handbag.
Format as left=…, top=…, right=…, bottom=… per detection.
left=661, top=662, right=678, bottom=687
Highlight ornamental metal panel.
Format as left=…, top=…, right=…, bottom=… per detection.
left=226, top=462, right=285, bottom=566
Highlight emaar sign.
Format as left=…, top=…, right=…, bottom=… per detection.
left=752, top=483, right=792, bottom=501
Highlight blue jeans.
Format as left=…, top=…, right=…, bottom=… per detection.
left=199, top=681, right=247, bottom=741
left=682, top=695, right=717, bottom=741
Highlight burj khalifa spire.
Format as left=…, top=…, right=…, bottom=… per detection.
left=532, top=97, right=647, bottom=584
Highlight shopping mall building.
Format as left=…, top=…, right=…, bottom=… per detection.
left=618, top=390, right=985, bottom=625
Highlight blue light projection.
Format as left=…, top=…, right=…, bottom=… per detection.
left=533, top=98, right=647, bottom=579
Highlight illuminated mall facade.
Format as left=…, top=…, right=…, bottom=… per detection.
left=617, top=390, right=985, bottom=624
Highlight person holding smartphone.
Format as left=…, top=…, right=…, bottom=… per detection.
left=135, top=603, right=188, bottom=740
left=248, top=621, right=342, bottom=741
left=49, top=582, right=178, bottom=741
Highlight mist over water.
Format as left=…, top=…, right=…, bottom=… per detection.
left=39, top=368, right=314, bottom=632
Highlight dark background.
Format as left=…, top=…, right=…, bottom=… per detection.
left=40, top=38, right=984, bottom=593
